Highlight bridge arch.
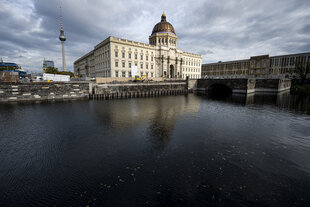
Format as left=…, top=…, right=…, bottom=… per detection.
left=208, top=83, right=232, bottom=97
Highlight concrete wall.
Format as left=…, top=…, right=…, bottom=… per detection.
left=187, top=79, right=198, bottom=89
left=255, top=79, right=291, bottom=92
left=0, top=82, right=89, bottom=102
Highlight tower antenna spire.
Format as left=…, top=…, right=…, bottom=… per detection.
left=59, top=6, right=66, bottom=72
left=60, top=6, right=63, bottom=30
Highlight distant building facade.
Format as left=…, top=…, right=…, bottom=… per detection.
left=202, top=53, right=310, bottom=79
left=0, top=61, right=21, bottom=70
left=74, top=13, right=202, bottom=79
left=43, top=60, right=54, bottom=69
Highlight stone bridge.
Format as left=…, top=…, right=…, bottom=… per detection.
left=196, top=78, right=291, bottom=94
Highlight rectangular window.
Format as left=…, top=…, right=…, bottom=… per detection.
left=129, top=72, right=132, bottom=77
left=151, top=64, right=153, bottom=69
left=146, top=64, right=149, bottom=69
left=122, top=52, right=125, bottom=58
left=146, top=72, right=149, bottom=76
left=146, top=56, right=148, bottom=61
left=141, top=54, right=143, bottom=60
left=115, top=71, right=119, bottom=77
left=151, top=72, right=153, bottom=77
left=135, top=54, right=137, bottom=60
left=122, top=71, right=125, bottom=77
left=151, top=56, right=153, bottom=61
left=140, top=63, right=143, bottom=69
left=115, top=51, right=118, bottom=57
left=129, top=62, right=132, bottom=68
left=129, top=53, right=131, bottom=59
left=140, top=72, right=143, bottom=77
left=115, top=61, right=118, bottom=67
left=122, top=62, right=125, bottom=68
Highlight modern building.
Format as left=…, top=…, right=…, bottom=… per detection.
left=201, top=53, right=310, bottom=79
left=0, top=59, right=21, bottom=70
left=74, top=13, right=202, bottom=79
left=43, top=60, right=54, bottom=70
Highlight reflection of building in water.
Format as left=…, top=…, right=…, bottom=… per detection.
left=93, top=95, right=201, bottom=139
left=219, top=93, right=310, bottom=114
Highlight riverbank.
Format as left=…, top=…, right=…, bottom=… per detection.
left=291, top=84, right=310, bottom=95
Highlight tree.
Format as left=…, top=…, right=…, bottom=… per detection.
left=295, top=61, right=310, bottom=85
left=44, top=66, right=59, bottom=74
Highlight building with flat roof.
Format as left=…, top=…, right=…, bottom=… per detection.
left=74, top=13, right=202, bottom=79
left=201, top=52, right=310, bottom=79
left=43, top=60, right=54, bottom=70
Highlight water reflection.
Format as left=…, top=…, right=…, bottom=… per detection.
left=91, top=96, right=201, bottom=146
left=198, top=92, right=310, bottom=114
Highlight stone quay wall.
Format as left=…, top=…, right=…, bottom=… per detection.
left=196, top=78, right=291, bottom=94
left=90, top=82, right=188, bottom=100
left=0, top=82, right=89, bottom=102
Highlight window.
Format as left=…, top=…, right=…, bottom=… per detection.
left=151, top=64, right=153, bottom=69
left=140, top=63, right=143, bottom=69
left=151, top=56, right=153, bottom=61
left=140, top=72, right=143, bottom=76
left=122, top=71, right=126, bottom=77
left=115, top=51, right=118, bottom=57
left=141, top=54, right=143, bottom=60
left=129, top=53, right=131, bottom=59
left=146, top=55, right=148, bottom=61
left=122, top=52, right=125, bottom=58
left=122, top=62, right=125, bottom=68
left=146, top=64, right=149, bottom=69
left=129, top=72, right=132, bottom=77
left=115, top=61, right=118, bottom=67
left=146, top=72, right=149, bottom=76
left=151, top=72, right=153, bottom=77
left=135, top=54, right=137, bottom=60
left=129, top=62, right=132, bottom=68
left=115, top=71, right=119, bottom=77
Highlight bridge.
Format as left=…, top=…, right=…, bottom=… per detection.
left=196, top=78, right=291, bottom=95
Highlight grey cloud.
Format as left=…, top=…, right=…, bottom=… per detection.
left=1, top=0, right=310, bottom=72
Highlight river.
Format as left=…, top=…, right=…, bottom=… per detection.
left=0, top=93, right=310, bottom=206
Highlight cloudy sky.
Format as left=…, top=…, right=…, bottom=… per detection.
left=1, top=0, right=310, bottom=72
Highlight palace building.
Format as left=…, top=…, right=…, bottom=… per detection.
left=74, top=13, right=202, bottom=79
left=201, top=52, right=310, bottom=79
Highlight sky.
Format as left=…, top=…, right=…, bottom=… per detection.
left=0, top=0, right=310, bottom=72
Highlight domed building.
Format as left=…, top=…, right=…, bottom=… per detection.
left=74, top=13, right=202, bottom=79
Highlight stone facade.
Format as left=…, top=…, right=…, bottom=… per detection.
left=74, top=14, right=202, bottom=80
left=94, top=82, right=186, bottom=94
left=196, top=78, right=291, bottom=94
left=0, top=82, right=89, bottom=102
left=202, top=53, right=310, bottom=79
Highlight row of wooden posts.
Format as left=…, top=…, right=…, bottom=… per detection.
left=89, top=89, right=191, bottom=100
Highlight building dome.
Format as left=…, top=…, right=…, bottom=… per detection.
left=151, top=13, right=176, bottom=35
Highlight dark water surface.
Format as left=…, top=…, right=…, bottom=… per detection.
left=0, top=93, right=310, bottom=206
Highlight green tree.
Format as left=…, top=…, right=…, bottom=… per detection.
left=44, top=66, right=59, bottom=74
left=295, top=61, right=310, bottom=85
left=59, top=71, right=74, bottom=77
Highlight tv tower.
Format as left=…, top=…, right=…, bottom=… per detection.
left=59, top=6, right=66, bottom=71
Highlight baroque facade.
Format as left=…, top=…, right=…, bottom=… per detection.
left=202, top=53, right=310, bottom=79
left=74, top=13, right=202, bottom=79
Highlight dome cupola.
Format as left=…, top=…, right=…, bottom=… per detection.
left=151, top=13, right=176, bottom=35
